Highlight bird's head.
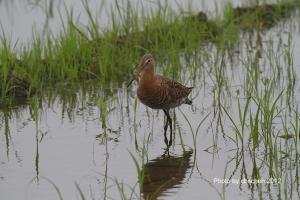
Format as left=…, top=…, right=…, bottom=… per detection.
left=127, top=53, right=155, bottom=88
left=137, top=53, right=155, bottom=77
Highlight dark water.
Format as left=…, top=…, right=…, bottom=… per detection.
left=1, top=1, right=300, bottom=200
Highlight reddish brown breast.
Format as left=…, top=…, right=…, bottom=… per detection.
left=137, top=75, right=166, bottom=109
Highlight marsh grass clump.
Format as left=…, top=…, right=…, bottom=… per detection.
left=232, top=1, right=299, bottom=30
left=0, top=39, right=31, bottom=103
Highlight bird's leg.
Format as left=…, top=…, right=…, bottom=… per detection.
left=169, top=116, right=172, bottom=146
left=163, top=109, right=172, bottom=147
left=163, top=109, right=170, bottom=147
left=164, top=109, right=173, bottom=146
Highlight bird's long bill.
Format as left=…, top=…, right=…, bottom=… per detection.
left=127, top=77, right=135, bottom=88
left=127, top=65, right=143, bottom=88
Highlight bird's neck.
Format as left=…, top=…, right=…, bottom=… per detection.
left=141, top=66, right=155, bottom=82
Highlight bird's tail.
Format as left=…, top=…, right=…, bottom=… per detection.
left=184, top=98, right=192, bottom=105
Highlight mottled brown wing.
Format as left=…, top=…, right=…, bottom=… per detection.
left=163, top=78, right=192, bottom=99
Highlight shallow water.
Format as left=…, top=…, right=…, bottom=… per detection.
left=0, top=0, right=280, bottom=45
left=1, top=1, right=300, bottom=200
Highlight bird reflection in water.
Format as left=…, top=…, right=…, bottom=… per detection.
left=142, top=150, right=193, bottom=200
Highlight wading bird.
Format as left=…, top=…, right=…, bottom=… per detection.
left=128, top=54, right=193, bottom=147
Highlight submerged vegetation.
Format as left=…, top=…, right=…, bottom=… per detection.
left=1, top=0, right=300, bottom=199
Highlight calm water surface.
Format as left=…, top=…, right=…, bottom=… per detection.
left=0, top=0, right=279, bottom=45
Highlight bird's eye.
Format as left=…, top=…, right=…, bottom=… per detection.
left=146, top=59, right=151, bottom=63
